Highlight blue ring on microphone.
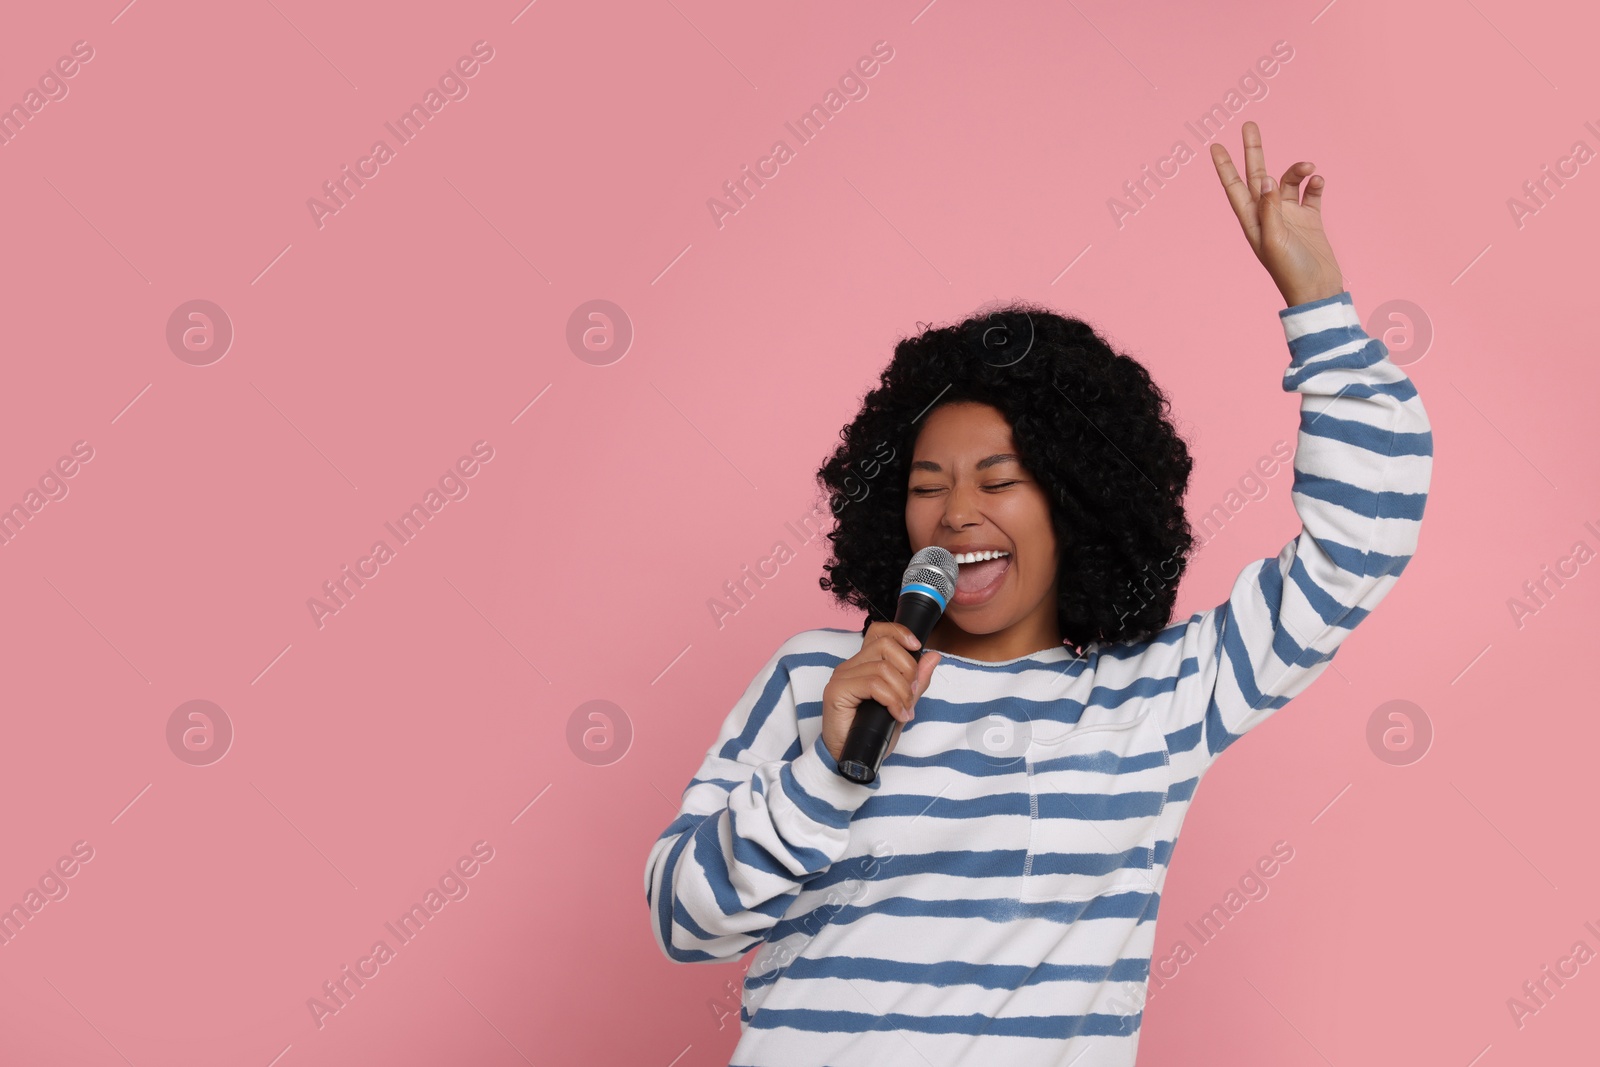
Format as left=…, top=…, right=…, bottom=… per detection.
left=900, top=582, right=948, bottom=611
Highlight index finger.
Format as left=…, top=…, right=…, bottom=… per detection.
left=866, top=620, right=921, bottom=651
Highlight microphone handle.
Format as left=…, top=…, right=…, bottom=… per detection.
left=836, top=590, right=945, bottom=784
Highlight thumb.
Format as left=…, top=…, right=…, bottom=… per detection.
left=914, top=652, right=942, bottom=697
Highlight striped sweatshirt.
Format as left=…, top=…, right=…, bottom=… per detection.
left=645, top=291, right=1433, bottom=1066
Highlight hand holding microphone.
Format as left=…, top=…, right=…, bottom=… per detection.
left=825, top=548, right=958, bottom=784
left=820, top=622, right=940, bottom=766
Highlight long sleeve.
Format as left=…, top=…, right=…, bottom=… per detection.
left=645, top=632, right=878, bottom=963
left=1173, top=290, right=1433, bottom=760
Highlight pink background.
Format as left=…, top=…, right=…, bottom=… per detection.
left=0, top=0, right=1594, bottom=1064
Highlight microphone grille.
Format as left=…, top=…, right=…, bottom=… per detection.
left=902, top=546, right=958, bottom=599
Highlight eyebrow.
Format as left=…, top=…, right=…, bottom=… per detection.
left=909, top=453, right=1020, bottom=473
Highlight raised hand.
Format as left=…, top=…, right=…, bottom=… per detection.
left=1210, top=121, right=1345, bottom=308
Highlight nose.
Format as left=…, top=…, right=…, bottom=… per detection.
left=940, top=478, right=984, bottom=530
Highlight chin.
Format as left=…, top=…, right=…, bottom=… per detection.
left=944, top=611, right=1005, bottom=632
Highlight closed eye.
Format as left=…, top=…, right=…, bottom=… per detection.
left=910, top=482, right=1019, bottom=495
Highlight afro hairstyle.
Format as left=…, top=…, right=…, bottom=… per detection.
left=815, top=300, right=1198, bottom=653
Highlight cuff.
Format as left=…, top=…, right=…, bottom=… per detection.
left=1279, top=290, right=1370, bottom=373
left=778, top=735, right=880, bottom=831
left=1279, top=289, right=1359, bottom=341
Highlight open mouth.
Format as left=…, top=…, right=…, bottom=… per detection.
left=952, top=554, right=1011, bottom=606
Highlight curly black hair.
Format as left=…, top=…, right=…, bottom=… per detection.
left=815, top=299, right=1198, bottom=652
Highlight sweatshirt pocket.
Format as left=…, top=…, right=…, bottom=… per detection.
left=1019, top=708, right=1170, bottom=904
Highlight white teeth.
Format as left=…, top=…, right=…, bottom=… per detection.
left=954, top=550, right=1010, bottom=564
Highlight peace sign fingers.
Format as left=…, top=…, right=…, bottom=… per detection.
left=1209, top=138, right=1262, bottom=249
left=1208, top=120, right=1345, bottom=307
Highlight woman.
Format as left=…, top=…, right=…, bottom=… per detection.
left=644, top=121, right=1433, bottom=1066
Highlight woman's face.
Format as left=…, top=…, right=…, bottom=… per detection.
left=904, top=401, right=1062, bottom=649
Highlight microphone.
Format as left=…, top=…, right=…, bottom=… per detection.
left=837, top=546, right=959, bottom=784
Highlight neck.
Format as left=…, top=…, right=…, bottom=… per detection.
left=926, top=613, right=1063, bottom=663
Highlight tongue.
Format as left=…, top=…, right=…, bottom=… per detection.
left=956, top=557, right=1009, bottom=593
